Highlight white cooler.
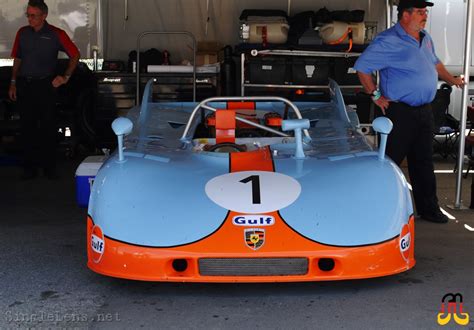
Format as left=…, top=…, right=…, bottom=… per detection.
left=75, top=155, right=106, bottom=208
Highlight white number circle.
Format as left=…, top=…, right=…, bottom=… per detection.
left=205, top=171, right=301, bottom=213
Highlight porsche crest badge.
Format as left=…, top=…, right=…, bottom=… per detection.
left=244, top=228, right=265, bottom=250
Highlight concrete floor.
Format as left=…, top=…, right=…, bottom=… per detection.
left=0, top=155, right=473, bottom=329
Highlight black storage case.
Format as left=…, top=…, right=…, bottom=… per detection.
left=291, top=57, right=330, bottom=85
left=246, top=57, right=289, bottom=85
left=332, top=57, right=359, bottom=85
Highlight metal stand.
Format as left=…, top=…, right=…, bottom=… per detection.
left=453, top=0, right=473, bottom=208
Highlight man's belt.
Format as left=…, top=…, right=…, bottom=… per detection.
left=19, top=75, right=52, bottom=82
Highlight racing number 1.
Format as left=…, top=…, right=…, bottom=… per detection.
left=240, top=175, right=261, bottom=204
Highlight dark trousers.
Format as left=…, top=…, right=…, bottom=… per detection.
left=384, top=102, right=439, bottom=215
left=17, top=77, right=57, bottom=172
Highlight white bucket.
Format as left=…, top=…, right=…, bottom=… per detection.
left=319, top=21, right=365, bottom=45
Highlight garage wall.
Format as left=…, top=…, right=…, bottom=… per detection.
left=102, top=0, right=387, bottom=63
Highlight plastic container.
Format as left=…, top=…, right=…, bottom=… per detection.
left=349, top=22, right=366, bottom=44
left=319, top=21, right=365, bottom=45
left=245, top=20, right=289, bottom=44
left=75, top=155, right=106, bottom=208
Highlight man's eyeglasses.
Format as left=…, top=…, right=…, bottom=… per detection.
left=25, top=13, right=43, bottom=19
left=412, top=9, right=429, bottom=16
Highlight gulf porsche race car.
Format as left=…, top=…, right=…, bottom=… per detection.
left=87, top=79, right=415, bottom=282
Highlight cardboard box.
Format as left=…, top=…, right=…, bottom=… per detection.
left=196, top=53, right=219, bottom=66
left=75, top=155, right=107, bottom=208
left=198, top=41, right=223, bottom=53
left=196, top=41, right=223, bottom=66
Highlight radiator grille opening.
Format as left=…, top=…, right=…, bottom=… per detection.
left=198, top=258, right=308, bottom=276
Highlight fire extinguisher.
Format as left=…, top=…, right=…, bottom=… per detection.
left=220, top=45, right=236, bottom=96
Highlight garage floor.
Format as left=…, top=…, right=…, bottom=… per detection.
left=0, top=154, right=473, bottom=329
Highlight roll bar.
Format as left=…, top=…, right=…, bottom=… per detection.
left=180, top=96, right=311, bottom=141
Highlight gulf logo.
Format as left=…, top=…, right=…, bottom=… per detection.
left=233, top=215, right=275, bottom=226
left=399, top=224, right=411, bottom=262
left=91, top=225, right=105, bottom=263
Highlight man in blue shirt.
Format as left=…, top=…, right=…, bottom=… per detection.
left=355, top=0, right=463, bottom=223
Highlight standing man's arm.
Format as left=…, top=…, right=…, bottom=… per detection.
left=50, top=27, right=81, bottom=88
left=8, top=58, right=22, bottom=101
left=357, top=72, right=390, bottom=115
left=52, top=51, right=80, bottom=88
left=354, top=36, right=391, bottom=115
left=436, top=62, right=464, bottom=88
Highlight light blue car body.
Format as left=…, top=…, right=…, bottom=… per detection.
left=88, top=80, right=413, bottom=248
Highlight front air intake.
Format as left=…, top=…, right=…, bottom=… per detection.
left=198, top=258, right=308, bottom=276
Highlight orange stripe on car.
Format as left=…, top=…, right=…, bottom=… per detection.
left=230, top=146, right=274, bottom=172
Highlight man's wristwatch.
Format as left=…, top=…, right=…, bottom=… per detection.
left=63, top=74, right=71, bottom=82
left=371, top=89, right=382, bottom=101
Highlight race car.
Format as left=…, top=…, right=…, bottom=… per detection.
left=87, top=79, right=415, bottom=282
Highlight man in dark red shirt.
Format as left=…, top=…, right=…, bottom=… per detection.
left=8, top=0, right=80, bottom=179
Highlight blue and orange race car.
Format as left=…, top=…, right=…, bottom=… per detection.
left=87, top=79, right=415, bottom=282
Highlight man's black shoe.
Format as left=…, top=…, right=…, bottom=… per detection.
left=21, top=168, right=38, bottom=180
left=44, top=169, right=60, bottom=180
left=420, top=211, right=449, bottom=223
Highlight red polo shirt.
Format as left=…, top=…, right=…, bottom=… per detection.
left=11, top=21, right=79, bottom=78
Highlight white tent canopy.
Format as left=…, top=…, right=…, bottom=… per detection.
left=101, top=0, right=388, bottom=62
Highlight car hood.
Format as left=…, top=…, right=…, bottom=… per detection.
left=89, top=150, right=412, bottom=247
left=276, top=154, right=413, bottom=246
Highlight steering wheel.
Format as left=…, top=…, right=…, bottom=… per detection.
left=206, top=142, right=247, bottom=153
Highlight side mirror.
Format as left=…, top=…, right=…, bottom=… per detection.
left=282, top=119, right=310, bottom=159
left=112, top=117, right=133, bottom=162
left=372, top=116, right=393, bottom=161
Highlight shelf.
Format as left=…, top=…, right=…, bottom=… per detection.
left=243, top=83, right=362, bottom=89
left=250, top=49, right=362, bottom=58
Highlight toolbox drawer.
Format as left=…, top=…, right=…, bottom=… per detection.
left=246, top=57, right=290, bottom=84
left=291, top=58, right=330, bottom=85
left=332, top=57, right=360, bottom=85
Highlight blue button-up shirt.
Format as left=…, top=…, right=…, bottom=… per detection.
left=354, top=22, right=440, bottom=106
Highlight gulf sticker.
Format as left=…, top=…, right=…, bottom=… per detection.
left=399, top=224, right=411, bottom=262
left=205, top=171, right=301, bottom=213
left=91, top=225, right=105, bottom=263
